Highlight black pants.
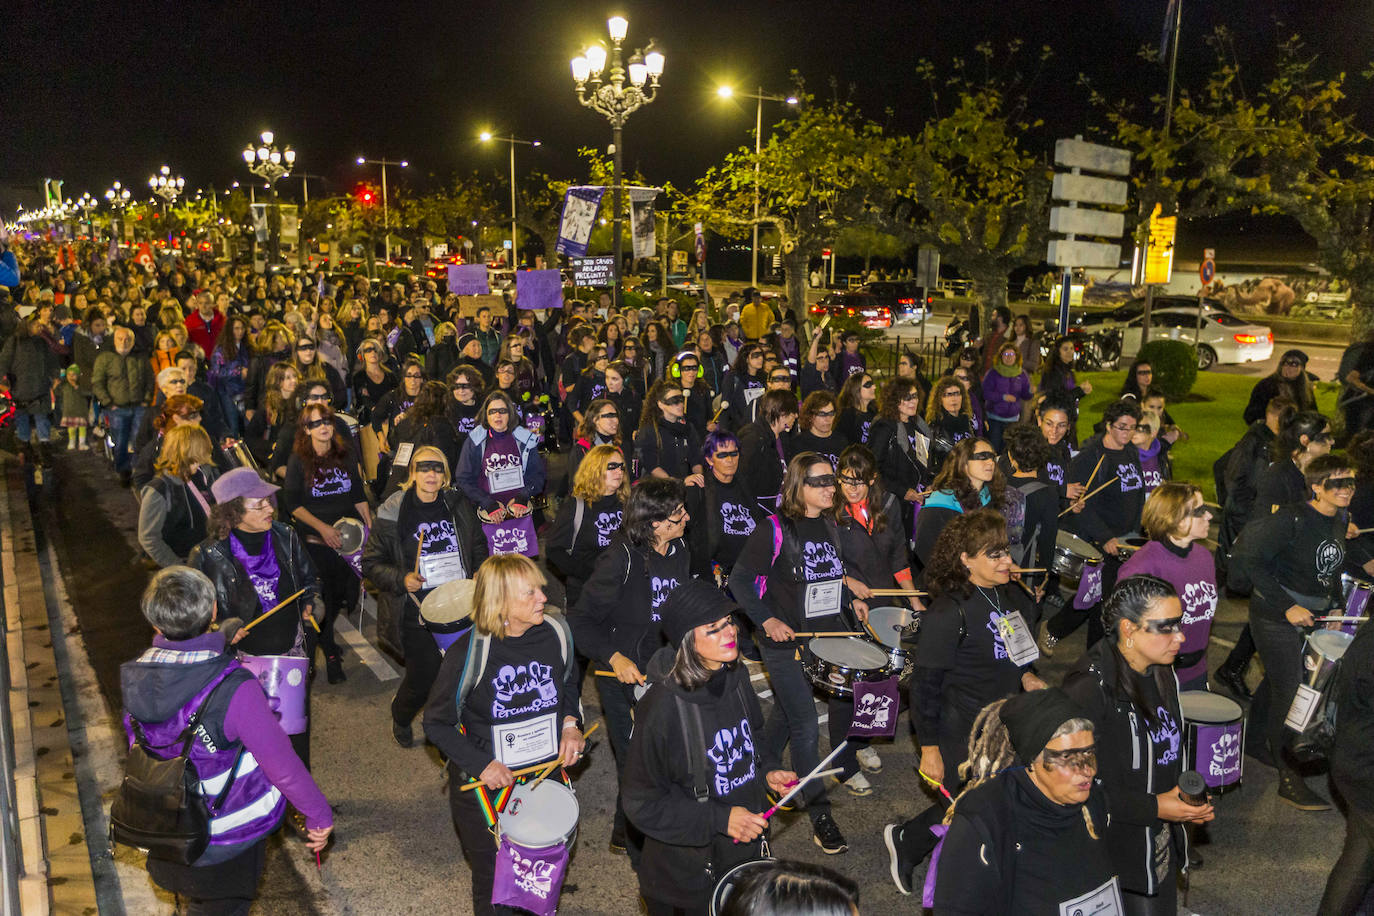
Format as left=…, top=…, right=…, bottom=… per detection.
left=392, top=619, right=442, bottom=728
left=447, top=764, right=519, bottom=916
left=759, top=643, right=830, bottom=819
left=644, top=899, right=706, bottom=916
left=1122, top=852, right=1178, bottom=916
left=1047, top=553, right=1121, bottom=648
left=302, top=540, right=357, bottom=661
left=1220, top=623, right=1256, bottom=673
left=1320, top=797, right=1374, bottom=915
left=146, top=838, right=267, bottom=916
left=596, top=674, right=644, bottom=865
left=1248, top=614, right=1305, bottom=764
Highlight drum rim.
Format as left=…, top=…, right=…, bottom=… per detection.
left=501, top=781, right=579, bottom=847
left=1055, top=529, right=1104, bottom=561
left=1179, top=690, right=1243, bottom=721
left=709, top=858, right=775, bottom=916
left=807, top=636, right=890, bottom=667
left=865, top=606, right=915, bottom=648
left=1310, top=629, right=1355, bottom=657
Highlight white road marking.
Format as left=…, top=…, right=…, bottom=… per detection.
left=334, top=615, right=400, bottom=682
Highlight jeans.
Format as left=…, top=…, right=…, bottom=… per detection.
left=391, top=620, right=442, bottom=727
left=759, top=643, right=829, bottom=818
left=218, top=389, right=244, bottom=438
left=11, top=409, right=51, bottom=444
left=1319, top=799, right=1374, bottom=915
left=1248, top=613, right=1305, bottom=762
left=106, top=405, right=143, bottom=473
left=596, top=675, right=644, bottom=864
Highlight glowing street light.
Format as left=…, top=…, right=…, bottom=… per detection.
left=480, top=132, right=541, bottom=270
left=714, top=86, right=799, bottom=287
left=356, top=156, right=408, bottom=264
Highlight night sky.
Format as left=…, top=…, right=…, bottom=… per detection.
left=5, top=0, right=1371, bottom=215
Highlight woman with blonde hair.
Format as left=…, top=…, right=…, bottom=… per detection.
left=548, top=444, right=629, bottom=606
left=362, top=445, right=486, bottom=748
left=137, top=425, right=218, bottom=568
left=423, top=553, right=583, bottom=916
left=1119, top=482, right=1217, bottom=689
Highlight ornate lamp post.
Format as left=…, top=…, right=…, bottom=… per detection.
left=480, top=132, right=541, bottom=270
left=716, top=86, right=798, bottom=287
left=356, top=156, right=407, bottom=264
left=242, top=131, right=295, bottom=265
left=148, top=165, right=185, bottom=217
left=105, top=182, right=131, bottom=243
left=75, top=192, right=98, bottom=238
left=571, top=16, right=664, bottom=306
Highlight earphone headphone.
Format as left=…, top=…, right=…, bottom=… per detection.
left=668, top=350, right=695, bottom=380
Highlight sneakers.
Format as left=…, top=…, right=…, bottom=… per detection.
left=883, top=823, right=915, bottom=895
left=325, top=654, right=346, bottom=684
left=832, top=772, right=873, bottom=797
left=608, top=825, right=627, bottom=855
left=765, top=787, right=797, bottom=813
left=856, top=746, right=883, bottom=774
left=811, top=813, right=848, bottom=854
left=392, top=719, right=414, bottom=748
left=1039, top=621, right=1058, bottom=657
left=1278, top=771, right=1331, bottom=811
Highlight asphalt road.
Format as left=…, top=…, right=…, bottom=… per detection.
left=40, top=447, right=1352, bottom=915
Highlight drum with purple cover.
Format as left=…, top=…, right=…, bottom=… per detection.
left=238, top=654, right=309, bottom=735
left=1340, top=572, right=1372, bottom=635
left=1180, top=690, right=1245, bottom=795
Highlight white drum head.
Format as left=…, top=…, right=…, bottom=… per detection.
left=809, top=636, right=889, bottom=669
left=1310, top=630, right=1354, bottom=662
left=502, top=781, right=579, bottom=848
left=1055, top=530, right=1103, bottom=562
left=1180, top=690, right=1242, bottom=724
left=866, top=606, right=915, bottom=648
left=334, top=518, right=366, bottom=554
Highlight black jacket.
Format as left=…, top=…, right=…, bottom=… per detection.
left=570, top=535, right=690, bottom=668
left=736, top=420, right=787, bottom=513
left=546, top=492, right=624, bottom=606
left=868, top=416, right=931, bottom=499
left=632, top=416, right=702, bottom=481
left=1253, top=457, right=1305, bottom=517
left=1062, top=640, right=1187, bottom=895
left=1219, top=421, right=1275, bottom=549
left=622, top=656, right=778, bottom=908
left=189, top=522, right=318, bottom=657
left=361, top=486, right=486, bottom=605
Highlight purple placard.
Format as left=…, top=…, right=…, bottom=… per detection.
left=447, top=263, right=489, bottom=296
left=515, top=269, right=565, bottom=312
left=848, top=676, right=900, bottom=738
left=1073, top=563, right=1103, bottom=610
left=483, top=515, right=540, bottom=557
left=1193, top=721, right=1243, bottom=789
left=491, top=836, right=569, bottom=916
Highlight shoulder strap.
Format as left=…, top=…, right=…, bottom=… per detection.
left=456, top=631, right=493, bottom=716
left=704, top=478, right=721, bottom=560
left=673, top=693, right=711, bottom=802
left=569, top=498, right=586, bottom=554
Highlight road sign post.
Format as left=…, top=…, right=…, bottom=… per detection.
left=1047, top=138, right=1131, bottom=332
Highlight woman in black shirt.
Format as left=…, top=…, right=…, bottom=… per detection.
left=547, top=444, right=628, bottom=608
left=443, top=365, right=484, bottom=437
left=687, top=430, right=765, bottom=586
left=791, top=392, right=851, bottom=470
left=1253, top=410, right=1332, bottom=515
left=423, top=555, right=584, bottom=916
left=282, top=403, right=371, bottom=683
left=925, top=375, right=977, bottom=475
left=836, top=371, right=878, bottom=446
left=868, top=377, right=933, bottom=539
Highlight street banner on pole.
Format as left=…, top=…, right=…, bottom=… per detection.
left=515, top=269, right=564, bottom=311
left=694, top=222, right=705, bottom=266
left=556, top=186, right=607, bottom=257
left=448, top=263, right=490, bottom=295
left=628, top=187, right=660, bottom=259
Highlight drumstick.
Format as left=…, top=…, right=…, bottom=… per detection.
left=526, top=757, right=563, bottom=792
left=414, top=537, right=424, bottom=575
left=790, top=631, right=866, bottom=638
left=1315, top=616, right=1369, bottom=623
left=1011, top=567, right=1047, bottom=574
left=1059, top=474, right=1120, bottom=517
left=867, top=588, right=928, bottom=597
left=458, top=722, right=602, bottom=792
left=761, top=742, right=849, bottom=821
left=1356, top=527, right=1374, bottom=535
left=238, top=588, right=308, bottom=634
left=918, top=769, right=955, bottom=803
left=1082, top=453, right=1106, bottom=493
left=710, top=400, right=731, bottom=425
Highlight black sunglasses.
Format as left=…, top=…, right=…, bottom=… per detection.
left=304, top=417, right=331, bottom=430
left=969, top=450, right=997, bottom=461
left=606, top=461, right=625, bottom=471
left=487, top=407, right=511, bottom=416
left=713, top=449, right=741, bottom=460
left=1140, top=616, right=1185, bottom=635
left=803, top=474, right=837, bottom=488
left=297, top=343, right=316, bottom=351
left=413, top=460, right=446, bottom=473
left=661, top=394, right=686, bottom=406
left=597, top=412, right=619, bottom=421
left=1323, top=477, right=1357, bottom=491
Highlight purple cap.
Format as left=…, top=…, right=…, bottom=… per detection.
left=210, top=468, right=279, bottom=504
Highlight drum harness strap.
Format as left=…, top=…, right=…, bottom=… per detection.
left=448, top=613, right=578, bottom=834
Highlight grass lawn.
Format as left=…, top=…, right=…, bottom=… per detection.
left=1072, top=371, right=1341, bottom=502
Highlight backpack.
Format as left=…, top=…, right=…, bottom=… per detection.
left=109, top=670, right=247, bottom=865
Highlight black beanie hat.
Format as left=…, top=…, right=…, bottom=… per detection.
left=999, top=688, right=1089, bottom=763
left=457, top=332, right=478, bottom=351
left=659, top=579, right=738, bottom=646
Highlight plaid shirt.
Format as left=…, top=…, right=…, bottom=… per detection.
left=137, top=646, right=219, bottom=665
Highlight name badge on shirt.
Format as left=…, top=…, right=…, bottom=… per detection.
left=419, top=551, right=467, bottom=588
left=998, top=610, right=1040, bottom=666
left=1059, top=876, right=1122, bottom=916
left=393, top=441, right=415, bottom=467
left=488, top=465, right=524, bottom=493
left=491, top=713, right=559, bottom=767
left=804, top=579, right=843, bottom=619
left=744, top=387, right=765, bottom=405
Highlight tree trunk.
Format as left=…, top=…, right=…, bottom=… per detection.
left=1352, top=285, right=1374, bottom=341
left=783, top=248, right=808, bottom=318
left=970, top=268, right=1009, bottom=329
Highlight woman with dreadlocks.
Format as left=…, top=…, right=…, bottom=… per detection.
left=1063, top=575, right=1215, bottom=916
left=913, top=689, right=1119, bottom=912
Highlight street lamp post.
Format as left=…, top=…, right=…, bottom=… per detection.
left=148, top=165, right=185, bottom=218
left=356, top=157, right=407, bottom=265
left=716, top=86, right=798, bottom=288
left=105, top=182, right=131, bottom=244
left=571, top=16, right=664, bottom=307
left=75, top=193, right=97, bottom=239
left=242, top=131, right=296, bottom=267
left=480, top=132, right=541, bottom=270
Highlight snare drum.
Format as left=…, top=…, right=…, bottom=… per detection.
left=1116, top=535, right=1149, bottom=560
left=800, top=637, right=890, bottom=698
left=865, top=605, right=916, bottom=649
left=1052, top=530, right=1103, bottom=588
left=498, top=780, right=580, bottom=850
left=1181, top=691, right=1245, bottom=794
left=237, top=654, right=309, bottom=735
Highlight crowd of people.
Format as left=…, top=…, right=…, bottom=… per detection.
left=6, top=230, right=1374, bottom=916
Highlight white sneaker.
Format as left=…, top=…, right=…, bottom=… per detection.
left=832, top=772, right=873, bottom=797
left=856, top=746, right=883, bottom=774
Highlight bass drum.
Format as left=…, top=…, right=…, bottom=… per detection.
left=710, top=858, right=774, bottom=916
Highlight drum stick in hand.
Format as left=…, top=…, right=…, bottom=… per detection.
left=1355, top=527, right=1374, bottom=535
left=1316, top=616, right=1369, bottom=623
left=710, top=400, right=731, bottom=425
left=1082, top=454, right=1106, bottom=493
left=761, top=742, right=850, bottom=821
left=239, top=588, right=308, bottom=634
left=1059, top=474, right=1120, bottom=517
left=867, top=588, right=928, bottom=598
left=790, top=631, right=865, bottom=638
left=458, top=722, right=602, bottom=792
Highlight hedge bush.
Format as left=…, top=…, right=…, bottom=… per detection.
left=1135, top=339, right=1198, bottom=400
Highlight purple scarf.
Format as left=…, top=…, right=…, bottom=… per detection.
left=228, top=530, right=281, bottom=616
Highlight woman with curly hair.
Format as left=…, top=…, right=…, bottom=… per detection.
left=914, top=436, right=1018, bottom=575
left=282, top=402, right=371, bottom=683
left=925, top=374, right=977, bottom=474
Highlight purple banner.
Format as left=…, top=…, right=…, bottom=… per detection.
left=447, top=263, right=489, bottom=295
left=555, top=186, right=606, bottom=258
left=525, top=412, right=546, bottom=444
left=1073, top=563, right=1103, bottom=610
left=1193, top=721, right=1243, bottom=789
left=515, top=269, right=564, bottom=312
left=848, top=676, right=900, bottom=738
left=483, top=515, right=539, bottom=557
left=491, top=836, right=569, bottom=916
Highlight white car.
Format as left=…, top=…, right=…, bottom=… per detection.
left=1117, top=306, right=1273, bottom=369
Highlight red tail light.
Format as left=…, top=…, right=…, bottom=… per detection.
left=897, top=297, right=915, bottom=306
left=1233, top=333, right=1259, bottom=344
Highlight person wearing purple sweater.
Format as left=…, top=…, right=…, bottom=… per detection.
left=981, top=342, right=1032, bottom=452
left=1120, top=483, right=1218, bottom=690
left=121, top=566, right=332, bottom=915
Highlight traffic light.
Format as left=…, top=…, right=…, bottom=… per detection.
left=354, top=183, right=377, bottom=207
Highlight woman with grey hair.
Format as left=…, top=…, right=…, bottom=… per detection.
left=121, top=565, right=332, bottom=914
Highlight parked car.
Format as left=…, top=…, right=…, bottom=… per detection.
left=811, top=292, right=893, bottom=329
left=856, top=281, right=931, bottom=323
left=1114, top=304, right=1273, bottom=369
